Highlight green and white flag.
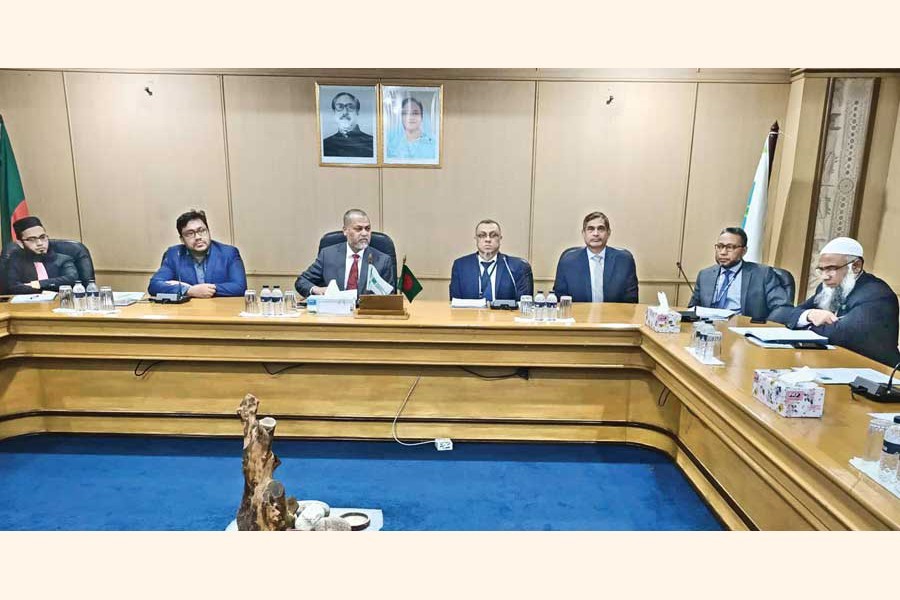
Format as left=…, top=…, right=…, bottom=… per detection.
left=367, top=265, right=393, bottom=295
left=742, top=122, right=779, bottom=262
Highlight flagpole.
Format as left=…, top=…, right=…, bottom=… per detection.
left=398, top=255, right=407, bottom=292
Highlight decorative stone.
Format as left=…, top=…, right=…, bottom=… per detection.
left=313, top=516, right=352, bottom=531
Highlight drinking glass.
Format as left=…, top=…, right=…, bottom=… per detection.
left=58, top=286, right=74, bottom=311
left=283, top=290, right=298, bottom=312
left=99, top=286, right=114, bottom=311
left=559, top=296, right=573, bottom=320
left=519, top=295, right=533, bottom=319
left=244, top=289, right=259, bottom=315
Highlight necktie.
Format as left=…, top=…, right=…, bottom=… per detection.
left=480, top=261, right=494, bottom=301
left=34, top=262, right=49, bottom=281
left=591, top=254, right=604, bottom=302
left=347, top=254, right=360, bottom=290
left=714, top=269, right=735, bottom=309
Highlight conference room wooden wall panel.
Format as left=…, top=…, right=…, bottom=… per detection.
left=531, top=81, right=696, bottom=281
left=0, top=70, right=81, bottom=241
left=65, top=72, right=231, bottom=271
left=857, top=78, right=899, bottom=263
left=224, top=75, right=381, bottom=275
left=872, top=95, right=900, bottom=294
left=382, top=80, right=535, bottom=279
left=678, top=83, right=790, bottom=304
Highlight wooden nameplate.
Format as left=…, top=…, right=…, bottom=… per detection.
left=355, top=294, right=409, bottom=319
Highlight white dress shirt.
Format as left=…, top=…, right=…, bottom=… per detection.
left=343, top=245, right=366, bottom=289
left=478, top=253, right=499, bottom=299
left=587, top=246, right=607, bottom=301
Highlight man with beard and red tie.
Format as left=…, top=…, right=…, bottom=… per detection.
left=295, top=209, right=395, bottom=298
left=6, top=216, right=78, bottom=294
left=784, top=237, right=900, bottom=368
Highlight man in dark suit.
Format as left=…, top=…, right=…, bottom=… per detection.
left=322, top=92, right=374, bottom=158
left=295, top=209, right=396, bottom=297
left=784, top=237, right=900, bottom=368
left=148, top=209, right=247, bottom=298
left=6, top=216, right=79, bottom=294
left=553, top=211, right=639, bottom=303
left=688, top=226, right=791, bottom=321
left=449, top=219, right=533, bottom=301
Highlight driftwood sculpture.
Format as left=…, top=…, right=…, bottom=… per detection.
left=236, top=393, right=297, bottom=531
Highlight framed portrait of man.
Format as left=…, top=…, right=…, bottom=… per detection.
left=381, top=85, right=443, bottom=167
left=317, top=84, right=379, bottom=166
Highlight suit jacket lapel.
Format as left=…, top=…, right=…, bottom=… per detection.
left=336, top=243, right=348, bottom=290
left=602, top=248, right=616, bottom=299
left=739, top=262, right=751, bottom=310
left=577, top=250, right=591, bottom=301
left=495, top=254, right=510, bottom=298
left=701, top=269, right=716, bottom=306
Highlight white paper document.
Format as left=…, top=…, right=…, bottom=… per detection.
left=694, top=306, right=738, bottom=320
left=800, top=368, right=893, bottom=385
left=451, top=298, right=488, bottom=309
left=113, top=291, right=145, bottom=306
left=729, top=326, right=828, bottom=344
left=10, top=291, right=57, bottom=303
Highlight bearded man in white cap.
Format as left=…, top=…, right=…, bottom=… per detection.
left=785, top=237, right=900, bottom=367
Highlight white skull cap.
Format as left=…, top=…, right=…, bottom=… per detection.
left=820, top=237, right=864, bottom=258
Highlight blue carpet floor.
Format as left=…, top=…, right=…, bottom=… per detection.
left=0, top=434, right=723, bottom=530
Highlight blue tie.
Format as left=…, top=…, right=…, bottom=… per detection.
left=480, top=261, right=494, bottom=301
left=714, top=269, right=734, bottom=309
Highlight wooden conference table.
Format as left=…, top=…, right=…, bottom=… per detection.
left=0, top=298, right=897, bottom=530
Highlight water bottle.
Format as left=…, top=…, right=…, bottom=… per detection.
left=260, top=286, right=272, bottom=316
left=534, top=290, right=545, bottom=322
left=546, top=291, right=558, bottom=322
left=272, top=285, right=284, bottom=316
left=86, top=280, right=99, bottom=311
left=73, top=280, right=86, bottom=312
left=878, top=416, right=900, bottom=484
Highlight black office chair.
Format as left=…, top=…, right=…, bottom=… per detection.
left=0, top=239, right=95, bottom=294
left=317, top=230, right=398, bottom=277
left=773, top=267, right=796, bottom=303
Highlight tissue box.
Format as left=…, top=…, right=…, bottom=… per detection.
left=315, top=297, right=355, bottom=316
left=645, top=306, right=682, bottom=333
left=752, top=369, right=825, bottom=418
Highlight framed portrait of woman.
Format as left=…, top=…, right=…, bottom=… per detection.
left=381, top=85, right=443, bottom=167
left=316, top=83, right=379, bottom=166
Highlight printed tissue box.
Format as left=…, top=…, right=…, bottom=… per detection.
left=752, top=369, right=825, bottom=418
left=645, top=306, right=682, bottom=333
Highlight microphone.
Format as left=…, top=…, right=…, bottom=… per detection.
left=490, top=254, right=519, bottom=309
left=675, top=261, right=694, bottom=293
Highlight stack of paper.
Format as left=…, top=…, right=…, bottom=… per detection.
left=451, top=298, right=487, bottom=309
left=113, top=292, right=145, bottom=306
left=10, top=291, right=57, bottom=304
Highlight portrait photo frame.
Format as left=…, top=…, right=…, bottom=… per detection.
left=381, top=84, right=443, bottom=167
left=316, top=83, right=380, bottom=167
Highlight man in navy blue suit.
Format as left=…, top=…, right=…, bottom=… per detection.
left=449, top=219, right=533, bottom=301
left=148, top=209, right=247, bottom=298
left=785, top=237, right=900, bottom=368
left=553, top=211, right=639, bottom=303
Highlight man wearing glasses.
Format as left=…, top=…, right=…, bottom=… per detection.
left=322, top=92, right=374, bottom=158
left=784, top=237, right=900, bottom=367
left=148, top=209, right=247, bottom=298
left=6, top=216, right=78, bottom=294
left=688, top=226, right=791, bottom=321
left=449, top=219, right=533, bottom=301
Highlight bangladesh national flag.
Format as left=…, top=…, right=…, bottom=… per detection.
left=0, top=115, right=30, bottom=247
left=398, top=262, right=422, bottom=302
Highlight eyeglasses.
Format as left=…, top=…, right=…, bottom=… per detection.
left=476, top=232, right=501, bottom=240
left=181, top=227, right=209, bottom=240
left=714, top=244, right=745, bottom=252
left=22, top=234, right=49, bottom=244
left=814, top=261, right=855, bottom=276
left=334, top=103, right=358, bottom=112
